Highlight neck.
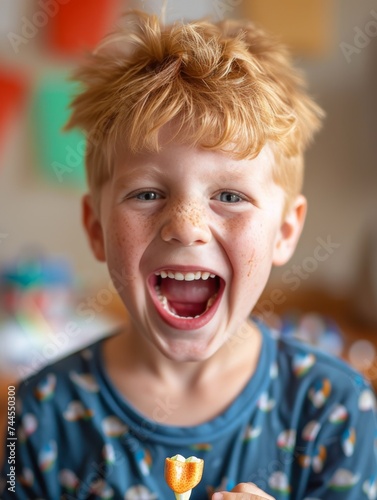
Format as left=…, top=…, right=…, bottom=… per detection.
left=107, top=319, right=261, bottom=389
left=103, top=319, right=263, bottom=426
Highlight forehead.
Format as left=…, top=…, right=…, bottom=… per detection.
left=113, top=135, right=276, bottom=185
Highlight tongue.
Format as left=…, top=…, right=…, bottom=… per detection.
left=160, top=277, right=218, bottom=316
left=160, top=278, right=217, bottom=303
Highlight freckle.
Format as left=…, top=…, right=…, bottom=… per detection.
left=115, top=232, right=123, bottom=246
left=247, top=258, right=253, bottom=277
left=174, top=202, right=202, bottom=226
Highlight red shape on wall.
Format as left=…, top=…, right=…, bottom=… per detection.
left=45, top=0, right=122, bottom=56
left=0, top=70, right=29, bottom=159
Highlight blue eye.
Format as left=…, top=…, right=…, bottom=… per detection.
left=135, top=191, right=160, bottom=201
left=217, top=192, right=243, bottom=203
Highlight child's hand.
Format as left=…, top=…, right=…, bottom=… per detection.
left=212, top=482, right=276, bottom=499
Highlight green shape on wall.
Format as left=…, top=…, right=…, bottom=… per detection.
left=32, top=72, right=86, bottom=189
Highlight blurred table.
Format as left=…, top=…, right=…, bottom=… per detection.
left=256, top=286, right=377, bottom=389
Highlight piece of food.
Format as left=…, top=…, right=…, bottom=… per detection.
left=165, top=454, right=204, bottom=500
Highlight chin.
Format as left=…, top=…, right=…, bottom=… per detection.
left=154, top=326, right=226, bottom=364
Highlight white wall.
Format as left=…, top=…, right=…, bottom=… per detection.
left=127, top=0, right=215, bottom=21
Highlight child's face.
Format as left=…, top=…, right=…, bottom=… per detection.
left=84, top=134, right=305, bottom=362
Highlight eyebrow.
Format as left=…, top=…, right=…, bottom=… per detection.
left=113, top=162, right=165, bottom=183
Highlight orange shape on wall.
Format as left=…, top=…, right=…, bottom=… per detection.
left=45, top=0, right=122, bottom=56
left=241, top=0, right=334, bottom=56
left=0, top=70, right=29, bottom=160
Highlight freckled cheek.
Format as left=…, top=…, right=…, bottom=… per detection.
left=221, top=218, right=273, bottom=277
left=104, top=213, right=154, bottom=268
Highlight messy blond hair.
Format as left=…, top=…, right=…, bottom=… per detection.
left=65, top=10, right=323, bottom=209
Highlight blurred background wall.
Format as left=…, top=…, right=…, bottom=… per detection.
left=0, top=0, right=376, bottom=316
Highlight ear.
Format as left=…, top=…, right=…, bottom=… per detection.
left=82, top=194, right=106, bottom=262
left=272, top=194, right=307, bottom=266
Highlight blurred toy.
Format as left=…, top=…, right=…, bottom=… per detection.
left=0, top=254, right=123, bottom=379
left=0, top=254, right=74, bottom=339
left=0, top=254, right=74, bottom=374
left=0, top=254, right=74, bottom=320
left=280, top=312, right=344, bottom=356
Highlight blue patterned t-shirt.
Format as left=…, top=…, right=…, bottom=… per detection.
left=1, top=323, right=376, bottom=499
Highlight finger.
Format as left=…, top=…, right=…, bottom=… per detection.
left=213, top=494, right=274, bottom=500
left=213, top=482, right=276, bottom=500
left=233, top=482, right=275, bottom=499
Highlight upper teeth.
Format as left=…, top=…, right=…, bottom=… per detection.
left=154, top=270, right=216, bottom=281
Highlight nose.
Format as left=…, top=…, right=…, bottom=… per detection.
left=160, top=200, right=211, bottom=246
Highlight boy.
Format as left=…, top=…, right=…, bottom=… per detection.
left=1, top=10, right=376, bottom=500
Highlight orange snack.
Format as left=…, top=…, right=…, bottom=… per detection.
left=165, top=454, right=204, bottom=499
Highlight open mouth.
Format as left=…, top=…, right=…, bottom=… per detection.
left=148, top=269, right=224, bottom=330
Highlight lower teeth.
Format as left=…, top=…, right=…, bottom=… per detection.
left=154, top=285, right=217, bottom=319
